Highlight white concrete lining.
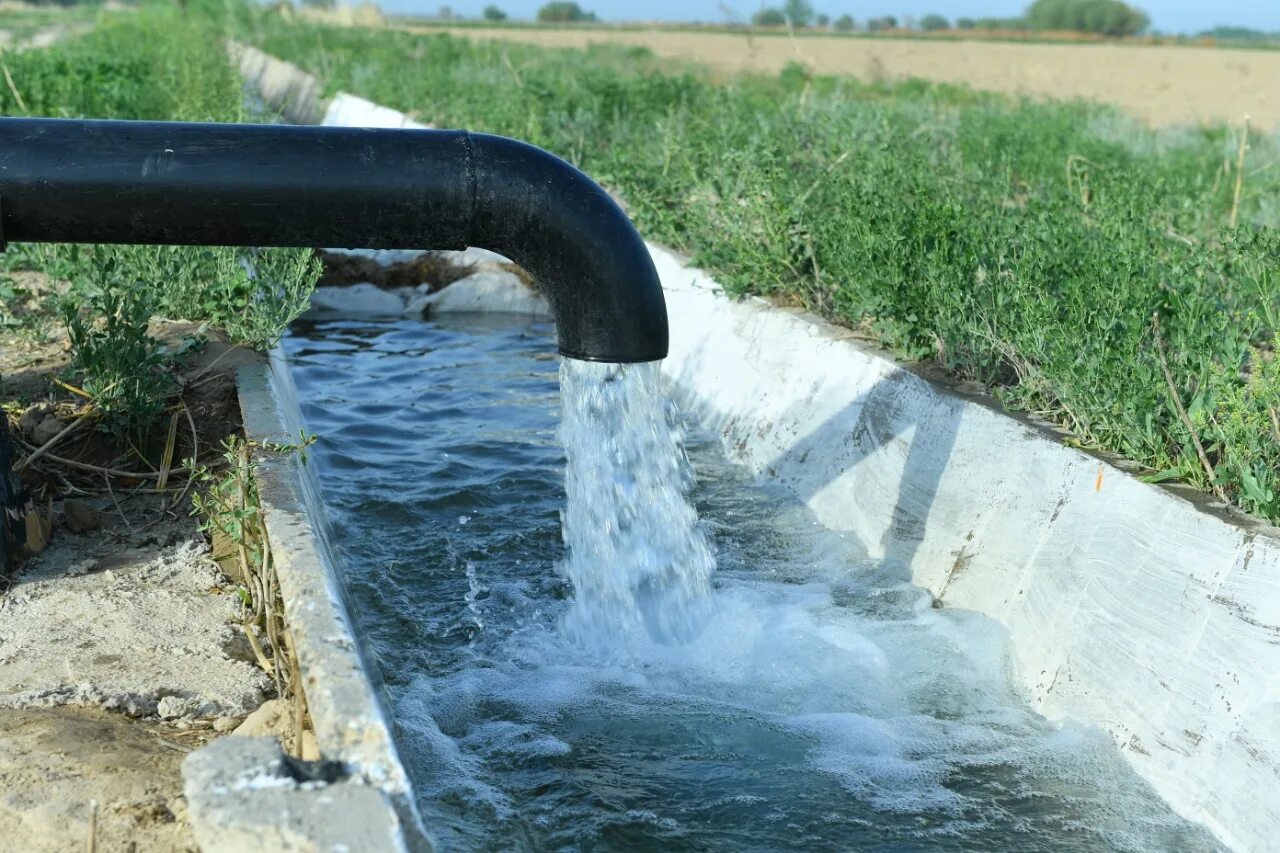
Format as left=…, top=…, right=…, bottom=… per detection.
left=240, top=54, right=1280, bottom=851
left=229, top=42, right=329, bottom=126
left=238, top=354, right=429, bottom=849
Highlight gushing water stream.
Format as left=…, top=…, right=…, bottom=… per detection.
left=558, top=361, right=714, bottom=647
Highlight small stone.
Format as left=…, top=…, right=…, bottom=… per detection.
left=29, top=415, right=65, bottom=447
left=211, top=716, right=239, bottom=733
left=157, top=695, right=200, bottom=720
left=62, top=499, right=100, bottom=534
left=309, top=283, right=406, bottom=316
left=18, top=404, right=52, bottom=438
left=404, top=294, right=432, bottom=317
left=65, top=558, right=97, bottom=577
left=232, top=698, right=290, bottom=739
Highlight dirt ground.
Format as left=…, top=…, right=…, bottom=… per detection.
left=0, top=706, right=205, bottom=852
left=405, top=26, right=1280, bottom=130
left=0, top=277, right=282, bottom=852
left=0, top=490, right=263, bottom=852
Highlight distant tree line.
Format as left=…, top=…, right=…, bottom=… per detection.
left=1195, top=25, right=1280, bottom=43
left=752, top=0, right=1150, bottom=37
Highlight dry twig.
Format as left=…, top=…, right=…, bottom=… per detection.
left=85, top=800, right=97, bottom=853
left=169, top=403, right=200, bottom=510
left=103, top=473, right=135, bottom=534
left=16, top=440, right=194, bottom=481
left=1152, top=313, right=1226, bottom=501
left=1230, top=116, right=1250, bottom=228
left=156, top=410, right=181, bottom=491
left=15, top=415, right=86, bottom=472
left=1, top=61, right=26, bottom=114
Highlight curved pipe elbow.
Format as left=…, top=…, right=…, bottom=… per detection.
left=466, top=133, right=668, bottom=363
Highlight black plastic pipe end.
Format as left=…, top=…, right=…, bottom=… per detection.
left=0, top=118, right=668, bottom=363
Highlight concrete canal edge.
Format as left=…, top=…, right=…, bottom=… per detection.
left=236, top=46, right=1280, bottom=851
left=181, top=351, right=430, bottom=852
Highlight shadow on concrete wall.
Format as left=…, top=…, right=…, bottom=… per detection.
left=748, top=370, right=965, bottom=585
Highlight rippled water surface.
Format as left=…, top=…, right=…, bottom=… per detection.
left=284, top=314, right=1220, bottom=853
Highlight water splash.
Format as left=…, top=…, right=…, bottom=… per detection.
left=557, top=360, right=715, bottom=647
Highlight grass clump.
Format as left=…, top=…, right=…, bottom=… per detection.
left=250, top=21, right=1280, bottom=523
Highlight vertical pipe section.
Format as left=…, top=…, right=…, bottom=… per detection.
left=0, top=118, right=668, bottom=363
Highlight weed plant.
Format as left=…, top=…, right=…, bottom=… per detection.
left=251, top=21, right=1280, bottom=522
left=58, top=249, right=171, bottom=439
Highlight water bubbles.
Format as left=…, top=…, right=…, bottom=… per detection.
left=464, top=560, right=484, bottom=634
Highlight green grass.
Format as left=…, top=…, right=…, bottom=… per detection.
left=1, top=4, right=319, bottom=439
left=249, top=20, right=1280, bottom=523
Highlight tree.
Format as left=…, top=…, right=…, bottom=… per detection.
left=483, top=4, right=507, bottom=20
left=866, top=15, right=896, bottom=31
left=956, top=16, right=976, bottom=28
left=833, top=13, right=854, bottom=31
left=537, top=1, right=596, bottom=22
left=816, top=13, right=830, bottom=27
left=783, top=0, right=814, bottom=27
left=1024, top=0, right=1148, bottom=37
left=920, top=13, right=950, bottom=31
left=752, top=7, right=787, bottom=26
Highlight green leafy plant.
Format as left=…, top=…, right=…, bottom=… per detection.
left=81, top=245, right=321, bottom=351
left=59, top=251, right=171, bottom=440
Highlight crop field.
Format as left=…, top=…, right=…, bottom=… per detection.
left=400, top=23, right=1280, bottom=130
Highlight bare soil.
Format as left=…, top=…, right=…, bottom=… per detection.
left=0, top=285, right=278, bottom=852
left=0, top=706, right=205, bottom=852
left=405, top=26, right=1280, bottom=130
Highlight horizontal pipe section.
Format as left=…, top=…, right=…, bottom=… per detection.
left=0, top=118, right=667, bottom=363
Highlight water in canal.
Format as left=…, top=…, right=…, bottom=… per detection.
left=284, top=313, right=1218, bottom=852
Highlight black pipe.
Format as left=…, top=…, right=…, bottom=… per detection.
left=0, top=118, right=668, bottom=363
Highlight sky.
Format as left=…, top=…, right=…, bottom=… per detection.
left=378, top=0, right=1280, bottom=34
